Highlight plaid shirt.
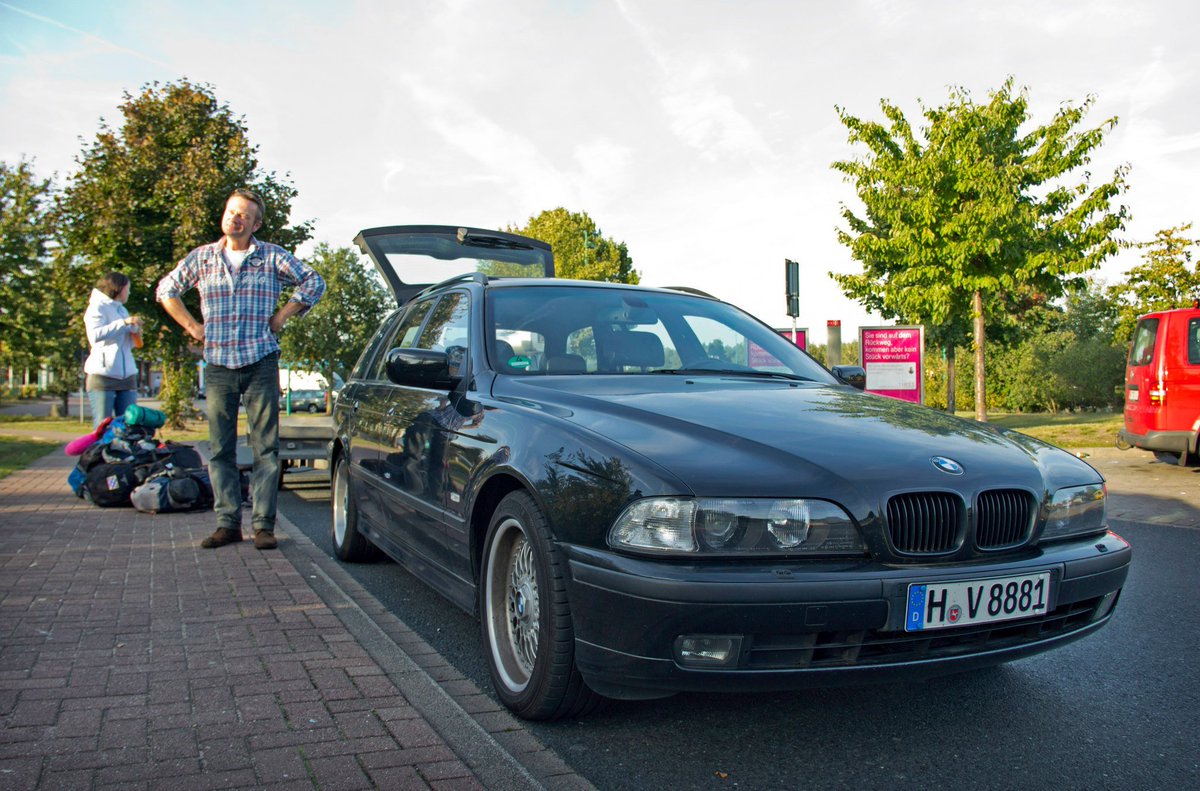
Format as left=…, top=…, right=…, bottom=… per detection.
left=156, top=237, right=325, bottom=369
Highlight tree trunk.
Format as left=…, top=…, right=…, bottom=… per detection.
left=945, top=345, right=956, bottom=414
left=973, top=290, right=987, bottom=423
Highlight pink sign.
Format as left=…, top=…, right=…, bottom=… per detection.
left=859, top=326, right=924, bottom=403
left=749, top=340, right=784, bottom=368
left=775, top=328, right=807, bottom=350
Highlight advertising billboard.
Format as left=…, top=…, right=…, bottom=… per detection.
left=775, top=327, right=807, bottom=350
left=859, top=325, right=924, bottom=403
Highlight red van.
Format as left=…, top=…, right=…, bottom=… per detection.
left=1120, top=304, right=1200, bottom=464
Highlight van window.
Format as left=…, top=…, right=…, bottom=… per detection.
left=1190, top=319, right=1200, bottom=365
left=1128, top=318, right=1160, bottom=367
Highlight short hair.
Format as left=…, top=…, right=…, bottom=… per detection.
left=229, top=188, right=266, bottom=222
left=95, top=271, right=130, bottom=299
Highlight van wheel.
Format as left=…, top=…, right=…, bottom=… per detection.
left=480, top=491, right=604, bottom=720
left=1154, top=451, right=1198, bottom=467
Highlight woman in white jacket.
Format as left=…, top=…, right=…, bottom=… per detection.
left=84, top=272, right=143, bottom=428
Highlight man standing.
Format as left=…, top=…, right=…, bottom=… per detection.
left=157, top=188, right=325, bottom=549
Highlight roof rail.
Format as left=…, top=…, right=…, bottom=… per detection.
left=663, top=285, right=718, bottom=299
left=411, top=271, right=489, bottom=302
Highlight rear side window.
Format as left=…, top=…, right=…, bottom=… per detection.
left=1128, top=318, right=1160, bottom=366
left=1189, top=319, right=1200, bottom=365
left=370, top=300, right=434, bottom=380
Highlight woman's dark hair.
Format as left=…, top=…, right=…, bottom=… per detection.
left=95, top=272, right=130, bottom=299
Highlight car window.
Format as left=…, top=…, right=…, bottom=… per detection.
left=682, top=315, right=790, bottom=373
left=351, top=309, right=404, bottom=380
left=1128, top=318, right=1159, bottom=367
left=496, top=329, right=548, bottom=372
left=1189, top=319, right=1200, bottom=365
left=370, top=300, right=434, bottom=380
left=416, top=292, right=470, bottom=352
left=487, top=285, right=836, bottom=382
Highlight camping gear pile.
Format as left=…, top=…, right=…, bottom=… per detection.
left=66, top=406, right=214, bottom=513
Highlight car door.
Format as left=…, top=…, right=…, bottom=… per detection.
left=347, top=304, right=433, bottom=533
left=375, top=291, right=470, bottom=577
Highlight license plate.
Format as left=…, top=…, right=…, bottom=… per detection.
left=905, top=572, right=1051, bottom=632
left=1128, top=389, right=1138, bottom=402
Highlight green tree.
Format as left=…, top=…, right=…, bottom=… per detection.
left=1061, top=276, right=1121, bottom=342
left=507, top=207, right=639, bottom=283
left=277, top=243, right=390, bottom=392
left=56, top=79, right=311, bottom=426
left=0, top=159, right=57, bottom=387
left=1109, top=223, right=1200, bottom=341
left=832, top=78, right=1127, bottom=421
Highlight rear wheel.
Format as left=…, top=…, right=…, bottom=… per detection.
left=480, top=491, right=604, bottom=720
left=1153, top=450, right=1199, bottom=467
left=331, top=455, right=376, bottom=561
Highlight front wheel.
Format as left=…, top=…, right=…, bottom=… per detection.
left=480, top=491, right=604, bottom=720
left=331, top=454, right=376, bottom=561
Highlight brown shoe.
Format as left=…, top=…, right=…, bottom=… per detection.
left=254, top=530, right=278, bottom=550
left=201, top=527, right=243, bottom=549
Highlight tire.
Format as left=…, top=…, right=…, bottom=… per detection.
left=307, top=403, right=319, bottom=413
left=1153, top=450, right=1198, bottom=467
left=480, top=491, right=604, bottom=720
left=331, top=455, right=376, bottom=561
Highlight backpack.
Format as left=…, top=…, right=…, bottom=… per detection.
left=131, top=466, right=214, bottom=513
left=67, top=417, right=140, bottom=498
left=83, top=462, right=148, bottom=507
left=69, top=440, right=113, bottom=498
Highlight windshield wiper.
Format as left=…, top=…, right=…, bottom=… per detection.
left=650, top=368, right=810, bottom=382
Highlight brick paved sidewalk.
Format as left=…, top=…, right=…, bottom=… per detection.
left=0, top=452, right=565, bottom=790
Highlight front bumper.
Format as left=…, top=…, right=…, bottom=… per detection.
left=564, top=532, right=1131, bottom=700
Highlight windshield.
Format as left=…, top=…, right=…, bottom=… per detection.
left=486, top=285, right=837, bottom=382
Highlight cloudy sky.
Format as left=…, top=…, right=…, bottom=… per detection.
left=2, top=0, right=1197, bottom=338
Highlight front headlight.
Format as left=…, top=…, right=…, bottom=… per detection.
left=1042, top=483, right=1106, bottom=541
left=608, top=497, right=865, bottom=556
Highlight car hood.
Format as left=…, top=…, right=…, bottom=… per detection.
left=495, top=376, right=1100, bottom=505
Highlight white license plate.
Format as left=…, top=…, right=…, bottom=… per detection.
left=1128, top=389, right=1139, bottom=402
left=905, top=572, right=1051, bottom=632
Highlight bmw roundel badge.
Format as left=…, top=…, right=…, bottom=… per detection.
left=931, top=456, right=964, bottom=475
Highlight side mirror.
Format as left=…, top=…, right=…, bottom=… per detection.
left=831, top=365, right=866, bottom=390
left=385, top=348, right=461, bottom=389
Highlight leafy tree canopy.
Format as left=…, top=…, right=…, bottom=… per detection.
left=507, top=207, right=639, bottom=284
left=1, top=159, right=56, bottom=371
left=1109, top=223, right=1200, bottom=341
left=56, top=79, right=311, bottom=424
left=277, top=243, right=390, bottom=388
left=831, top=77, right=1127, bottom=418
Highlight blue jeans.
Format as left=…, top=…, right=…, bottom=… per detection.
left=87, top=388, right=138, bottom=429
left=205, top=353, right=280, bottom=534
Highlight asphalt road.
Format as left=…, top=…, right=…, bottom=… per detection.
left=279, top=449, right=1200, bottom=790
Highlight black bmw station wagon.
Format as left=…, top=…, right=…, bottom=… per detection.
left=329, top=225, right=1131, bottom=720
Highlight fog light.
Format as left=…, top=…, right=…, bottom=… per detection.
left=675, top=635, right=743, bottom=667
left=1092, top=591, right=1119, bottom=621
